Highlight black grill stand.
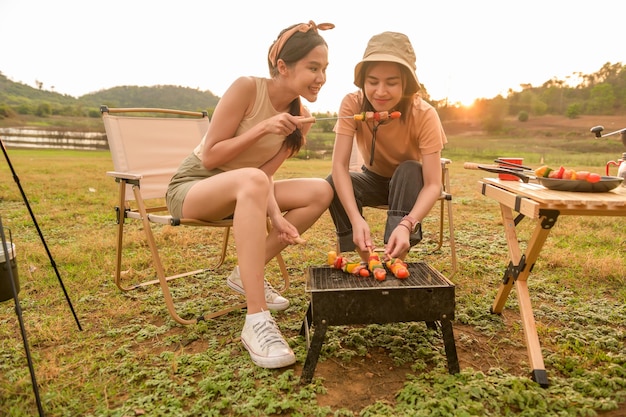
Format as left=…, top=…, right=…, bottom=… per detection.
left=300, top=263, right=460, bottom=384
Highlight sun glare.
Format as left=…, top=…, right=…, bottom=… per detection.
left=444, top=95, right=476, bottom=108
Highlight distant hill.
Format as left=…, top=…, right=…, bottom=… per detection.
left=0, top=72, right=77, bottom=106
left=80, top=85, right=220, bottom=111
left=0, top=72, right=220, bottom=116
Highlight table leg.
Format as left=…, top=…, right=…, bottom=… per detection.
left=491, top=206, right=521, bottom=313
left=492, top=205, right=557, bottom=387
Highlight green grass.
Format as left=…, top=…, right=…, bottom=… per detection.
left=0, top=134, right=625, bottom=416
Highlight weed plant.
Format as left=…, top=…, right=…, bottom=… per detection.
left=0, top=133, right=625, bottom=416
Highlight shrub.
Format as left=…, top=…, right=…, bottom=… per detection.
left=566, top=103, right=581, bottom=119
left=518, top=111, right=529, bottom=122
left=0, top=103, right=16, bottom=119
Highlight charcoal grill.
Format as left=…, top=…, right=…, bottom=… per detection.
left=300, top=262, right=459, bottom=383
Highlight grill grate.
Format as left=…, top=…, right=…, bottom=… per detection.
left=307, top=262, right=453, bottom=292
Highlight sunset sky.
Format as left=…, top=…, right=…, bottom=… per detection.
left=1, top=0, right=623, bottom=113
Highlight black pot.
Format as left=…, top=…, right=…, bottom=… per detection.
left=0, top=243, right=20, bottom=302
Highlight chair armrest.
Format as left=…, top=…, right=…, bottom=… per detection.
left=106, top=171, right=143, bottom=181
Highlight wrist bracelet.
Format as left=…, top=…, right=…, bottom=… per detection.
left=397, top=222, right=412, bottom=233
left=402, top=215, right=418, bottom=230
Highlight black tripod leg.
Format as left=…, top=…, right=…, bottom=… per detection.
left=1, top=217, right=45, bottom=416
left=1, top=140, right=81, bottom=330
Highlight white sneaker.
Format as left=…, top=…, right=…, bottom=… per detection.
left=241, top=310, right=296, bottom=369
left=227, top=266, right=289, bottom=311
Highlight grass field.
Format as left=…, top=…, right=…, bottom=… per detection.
left=1, top=127, right=625, bottom=416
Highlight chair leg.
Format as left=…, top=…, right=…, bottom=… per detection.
left=113, top=182, right=129, bottom=291
left=274, top=253, right=290, bottom=292
left=433, top=197, right=445, bottom=252
left=133, top=186, right=197, bottom=325
left=263, top=218, right=290, bottom=293
left=215, top=227, right=230, bottom=269
left=446, top=196, right=458, bottom=279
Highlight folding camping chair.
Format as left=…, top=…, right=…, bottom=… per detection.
left=343, top=141, right=457, bottom=277
left=101, top=106, right=289, bottom=325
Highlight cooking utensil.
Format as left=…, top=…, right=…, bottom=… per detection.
left=463, top=162, right=533, bottom=182
left=494, top=158, right=525, bottom=180
left=494, top=158, right=533, bottom=171
left=536, top=176, right=623, bottom=192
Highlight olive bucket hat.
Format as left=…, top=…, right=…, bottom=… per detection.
left=354, top=31, right=420, bottom=94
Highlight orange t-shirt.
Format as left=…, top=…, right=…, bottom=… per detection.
left=334, top=92, right=447, bottom=178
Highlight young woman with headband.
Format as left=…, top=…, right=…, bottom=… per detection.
left=166, top=21, right=334, bottom=369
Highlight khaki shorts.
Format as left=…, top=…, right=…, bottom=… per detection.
left=166, top=153, right=223, bottom=218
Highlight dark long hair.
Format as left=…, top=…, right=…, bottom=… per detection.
left=268, top=26, right=329, bottom=155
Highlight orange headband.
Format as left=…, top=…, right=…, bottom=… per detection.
left=268, top=20, right=335, bottom=67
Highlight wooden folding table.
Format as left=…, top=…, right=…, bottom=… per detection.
left=478, top=178, right=626, bottom=387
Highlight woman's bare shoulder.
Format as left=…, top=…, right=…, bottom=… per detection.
left=227, top=76, right=258, bottom=93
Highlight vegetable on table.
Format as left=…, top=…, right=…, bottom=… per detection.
left=535, top=165, right=602, bottom=183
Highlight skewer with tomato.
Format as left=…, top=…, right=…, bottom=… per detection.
left=385, top=258, right=409, bottom=279
left=535, top=165, right=601, bottom=182
left=327, top=251, right=370, bottom=277
left=300, top=111, right=401, bottom=124
left=368, top=249, right=387, bottom=281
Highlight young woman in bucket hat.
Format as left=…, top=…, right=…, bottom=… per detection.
left=166, top=21, right=334, bottom=369
left=326, top=31, right=447, bottom=267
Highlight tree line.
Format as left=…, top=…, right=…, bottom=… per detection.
left=435, top=62, right=626, bottom=132
left=1, top=62, right=625, bottom=133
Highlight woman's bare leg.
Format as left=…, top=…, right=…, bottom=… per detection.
left=182, top=168, right=270, bottom=314
left=264, top=178, right=333, bottom=261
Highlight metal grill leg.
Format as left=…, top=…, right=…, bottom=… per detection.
left=440, top=319, right=460, bottom=374
left=301, top=320, right=327, bottom=384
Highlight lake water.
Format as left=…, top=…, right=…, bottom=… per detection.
left=0, top=128, right=108, bottom=150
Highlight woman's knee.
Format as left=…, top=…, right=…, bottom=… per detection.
left=238, top=168, right=270, bottom=197
left=391, top=160, right=423, bottom=184
left=396, top=160, right=422, bottom=175
left=298, top=178, right=334, bottom=207
left=317, top=179, right=335, bottom=205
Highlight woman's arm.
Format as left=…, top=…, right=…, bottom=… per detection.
left=331, top=132, right=373, bottom=251
left=385, top=151, right=442, bottom=259
left=407, top=151, right=442, bottom=221
left=200, top=77, right=302, bottom=170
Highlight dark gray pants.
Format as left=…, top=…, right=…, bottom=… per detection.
left=325, top=160, right=423, bottom=252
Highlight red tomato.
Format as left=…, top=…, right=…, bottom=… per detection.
left=562, top=169, right=576, bottom=180
left=359, top=268, right=370, bottom=277
left=587, top=173, right=601, bottom=183
left=373, top=269, right=386, bottom=281
left=395, top=268, right=409, bottom=279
